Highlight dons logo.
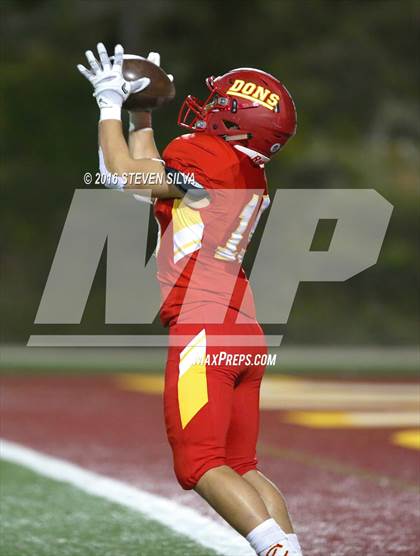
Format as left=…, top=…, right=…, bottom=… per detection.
left=226, top=79, right=280, bottom=111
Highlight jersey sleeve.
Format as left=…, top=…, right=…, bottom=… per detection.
left=163, top=134, right=236, bottom=195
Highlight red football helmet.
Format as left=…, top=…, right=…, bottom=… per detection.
left=178, top=68, right=297, bottom=159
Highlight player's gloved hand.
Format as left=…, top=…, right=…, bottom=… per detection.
left=77, top=43, right=151, bottom=121
left=128, top=51, right=174, bottom=132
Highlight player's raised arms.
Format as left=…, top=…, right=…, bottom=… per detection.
left=77, top=42, right=181, bottom=198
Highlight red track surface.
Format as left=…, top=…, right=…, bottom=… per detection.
left=1, top=374, right=419, bottom=555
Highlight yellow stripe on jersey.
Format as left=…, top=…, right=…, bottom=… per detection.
left=174, top=239, right=203, bottom=260
left=172, top=199, right=204, bottom=263
left=178, top=329, right=208, bottom=429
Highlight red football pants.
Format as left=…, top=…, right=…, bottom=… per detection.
left=164, top=322, right=267, bottom=490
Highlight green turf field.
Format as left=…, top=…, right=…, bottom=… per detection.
left=0, top=460, right=217, bottom=556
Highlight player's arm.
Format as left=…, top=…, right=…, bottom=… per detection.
left=99, top=119, right=181, bottom=198
left=127, top=52, right=166, bottom=160
left=128, top=111, right=159, bottom=159
left=123, top=52, right=182, bottom=196
left=77, top=42, right=181, bottom=199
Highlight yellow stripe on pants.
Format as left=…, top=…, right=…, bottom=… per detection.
left=178, top=329, right=208, bottom=429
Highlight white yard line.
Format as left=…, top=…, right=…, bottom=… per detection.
left=0, top=438, right=254, bottom=556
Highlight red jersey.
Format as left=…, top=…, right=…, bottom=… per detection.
left=154, top=133, right=270, bottom=326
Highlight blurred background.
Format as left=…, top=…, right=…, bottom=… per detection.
left=1, top=5, right=419, bottom=554
left=1, top=0, right=419, bottom=355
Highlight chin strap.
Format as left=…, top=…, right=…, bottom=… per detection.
left=233, top=144, right=270, bottom=166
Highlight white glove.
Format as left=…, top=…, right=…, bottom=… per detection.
left=77, top=43, right=151, bottom=121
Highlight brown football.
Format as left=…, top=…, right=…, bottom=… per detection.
left=121, top=56, right=175, bottom=112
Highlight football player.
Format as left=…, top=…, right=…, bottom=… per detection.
left=78, top=43, right=302, bottom=556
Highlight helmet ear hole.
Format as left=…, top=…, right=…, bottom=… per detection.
left=223, top=120, right=240, bottom=130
